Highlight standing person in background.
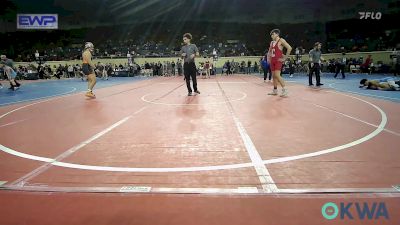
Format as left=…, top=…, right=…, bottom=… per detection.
left=308, top=42, right=324, bottom=86
left=360, top=55, right=372, bottom=73
left=100, top=63, right=108, bottom=80
left=177, top=59, right=183, bottom=76
left=392, top=49, right=399, bottom=76
left=171, top=61, right=176, bottom=76
left=199, top=62, right=205, bottom=79
left=209, top=57, right=215, bottom=77
left=67, top=64, right=74, bottom=78
left=261, top=56, right=271, bottom=82
left=107, top=63, right=114, bottom=78
left=205, top=59, right=211, bottom=79
left=287, top=58, right=294, bottom=78
left=254, top=61, right=259, bottom=73
left=180, top=33, right=200, bottom=96
left=334, top=52, right=346, bottom=79
left=295, top=47, right=300, bottom=62
left=127, top=51, right=132, bottom=66
left=34, top=50, right=40, bottom=60
left=247, top=60, right=252, bottom=74
left=226, top=61, right=231, bottom=75
left=212, top=48, right=217, bottom=59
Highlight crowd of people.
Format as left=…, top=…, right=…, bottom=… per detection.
left=10, top=39, right=253, bottom=63
left=2, top=50, right=399, bottom=83
left=1, top=59, right=207, bottom=81
left=1, top=38, right=399, bottom=93
left=221, top=60, right=260, bottom=75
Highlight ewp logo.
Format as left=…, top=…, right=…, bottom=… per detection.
left=322, top=202, right=389, bottom=220
left=359, top=12, right=382, bottom=20
left=17, top=14, right=58, bottom=30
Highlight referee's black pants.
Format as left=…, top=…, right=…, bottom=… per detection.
left=309, top=63, right=321, bottom=85
left=184, top=62, right=198, bottom=93
left=334, top=64, right=345, bottom=78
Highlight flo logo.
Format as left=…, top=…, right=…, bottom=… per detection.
left=322, top=202, right=389, bottom=220
left=359, top=12, right=382, bottom=19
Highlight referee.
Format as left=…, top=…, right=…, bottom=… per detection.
left=180, top=33, right=200, bottom=96
left=308, top=42, right=324, bottom=86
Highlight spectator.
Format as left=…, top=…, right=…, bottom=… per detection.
left=392, top=49, right=400, bottom=76
left=67, top=64, right=74, bottom=78
left=247, top=60, right=252, bottom=74
left=34, top=50, right=39, bottom=60
left=171, top=61, right=176, bottom=76
left=177, top=59, right=183, bottom=76
left=334, top=52, right=346, bottom=79
left=308, top=42, right=324, bottom=86
left=360, top=55, right=372, bottom=73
